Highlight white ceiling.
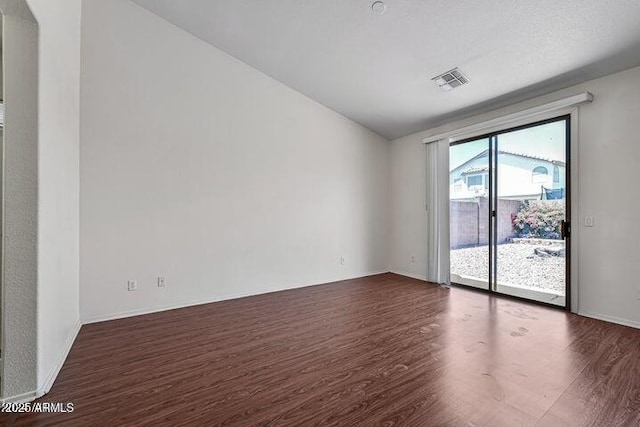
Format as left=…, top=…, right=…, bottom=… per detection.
left=132, top=0, right=640, bottom=139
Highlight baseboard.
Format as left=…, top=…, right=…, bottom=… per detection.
left=41, top=319, right=82, bottom=395
left=1, top=389, right=42, bottom=404
left=1, top=319, right=82, bottom=404
left=83, top=270, right=390, bottom=324
left=390, top=270, right=427, bottom=282
left=83, top=293, right=279, bottom=324
left=578, top=310, right=640, bottom=329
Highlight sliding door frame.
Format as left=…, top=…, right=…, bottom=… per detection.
left=450, top=114, right=572, bottom=311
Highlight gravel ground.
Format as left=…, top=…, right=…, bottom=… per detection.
left=451, top=243, right=565, bottom=295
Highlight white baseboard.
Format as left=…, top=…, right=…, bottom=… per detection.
left=83, top=270, right=390, bottom=324
left=578, top=310, right=640, bottom=329
left=40, top=319, right=82, bottom=395
left=1, top=319, right=82, bottom=404
left=390, top=270, right=427, bottom=282
left=1, top=389, right=42, bottom=404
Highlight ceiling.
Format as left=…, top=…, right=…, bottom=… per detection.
left=132, top=0, right=640, bottom=139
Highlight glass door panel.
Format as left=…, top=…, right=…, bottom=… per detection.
left=449, top=138, right=491, bottom=291
left=494, top=119, right=568, bottom=307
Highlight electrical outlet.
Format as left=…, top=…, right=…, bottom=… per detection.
left=411, top=255, right=416, bottom=263
left=127, top=280, right=137, bottom=291
left=584, top=216, right=594, bottom=227
left=157, top=276, right=166, bottom=287
left=340, top=256, right=345, bottom=265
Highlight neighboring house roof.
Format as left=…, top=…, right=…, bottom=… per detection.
left=499, top=149, right=565, bottom=166
left=451, top=148, right=565, bottom=176
left=461, top=166, right=489, bottom=175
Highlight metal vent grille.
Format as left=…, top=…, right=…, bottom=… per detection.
left=431, top=68, right=469, bottom=91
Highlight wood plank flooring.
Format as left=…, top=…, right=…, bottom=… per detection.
left=3, top=273, right=640, bottom=426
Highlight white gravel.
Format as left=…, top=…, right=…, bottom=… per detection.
left=451, top=243, right=565, bottom=295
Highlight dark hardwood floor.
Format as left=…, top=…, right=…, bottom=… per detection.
left=3, top=273, right=640, bottom=426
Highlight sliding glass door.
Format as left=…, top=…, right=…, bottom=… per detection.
left=449, top=137, right=491, bottom=291
left=449, top=116, right=570, bottom=308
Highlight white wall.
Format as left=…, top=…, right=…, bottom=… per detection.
left=26, top=0, right=82, bottom=394
left=389, top=132, right=427, bottom=281
left=390, top=65, right=640, bottom=328
left=1, top=10, right=38, bottom=401
left=0, top=0, right=81, bottom=401
left=79, top=0, right=389, bottom=322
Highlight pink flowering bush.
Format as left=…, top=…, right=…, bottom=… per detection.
left=512, top=200, right=565, bottom=239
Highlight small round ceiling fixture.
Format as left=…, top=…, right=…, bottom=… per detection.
left=371, top=1, right=387, bottom=15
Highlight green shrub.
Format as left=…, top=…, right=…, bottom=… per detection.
left=512, top=200, right=565, bottom=239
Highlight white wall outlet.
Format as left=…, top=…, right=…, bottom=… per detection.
left=157, top=276, right=166, bottom=287
left=127, top=280, right=137, bottom=291
left=340, top=256, right=345, bottom=265
left=585, top=216, right=594, bottom=227
left=411, top=255, right=416, bottom=263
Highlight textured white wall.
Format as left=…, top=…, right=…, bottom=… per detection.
left=390, top=65, right=640, bottom=328
left=1, top=11, right=38, bottom=400
left=1, top=0, right=81, bottom=402
left=26, top=0, right=82, bottom=394
left=80, top=0, right=389, bottom=322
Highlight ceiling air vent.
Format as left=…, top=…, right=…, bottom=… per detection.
left=431, top=68, right=469, bottom=92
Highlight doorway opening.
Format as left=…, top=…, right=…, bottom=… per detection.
left=449, top=116, right=570, bottom=308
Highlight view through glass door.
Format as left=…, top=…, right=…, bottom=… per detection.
left=449, top=117, right=569, bottom=308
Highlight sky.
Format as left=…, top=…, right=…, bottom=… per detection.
left=449, top=120, right=567, bottom=170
